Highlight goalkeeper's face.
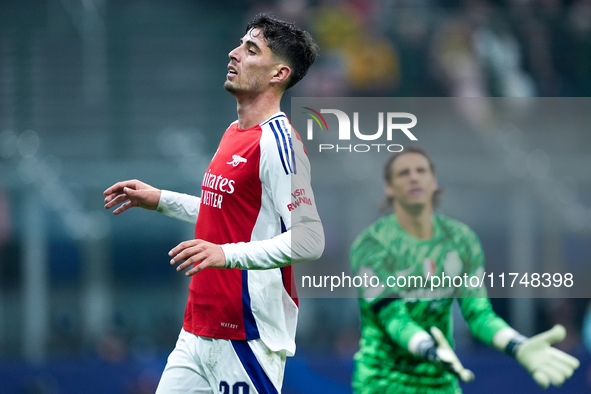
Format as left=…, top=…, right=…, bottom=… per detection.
left=385, top=152, right=438, bottom=212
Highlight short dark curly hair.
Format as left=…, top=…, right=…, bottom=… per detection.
left=383, top=145, right=444, bottom=210
left=246, top=13, right=319, bottom=90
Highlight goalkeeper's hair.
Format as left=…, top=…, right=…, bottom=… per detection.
left=382, top=145, right=444, bottom=210
left=246, top=13, right=319, bottom=91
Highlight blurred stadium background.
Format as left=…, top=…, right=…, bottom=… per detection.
left=1, top=0, right=591, bottom=393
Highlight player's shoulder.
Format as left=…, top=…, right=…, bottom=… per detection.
left=435, top=214, right=471, bottom=231
left=261, top=112, right=307, bottom=143
left=435, top=214, right=481, bottom=245
left=351, top=216, right=396, bottom=254
left=259, top=112, right=309, bottom=175
left=260, top=112, right=290, bottom=132
left=368, top=214, right=398, bottom=235
left=260, top=112, right=304, bottom=138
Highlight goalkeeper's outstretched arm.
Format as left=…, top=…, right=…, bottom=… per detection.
left=493, top=324, right=580, bottom=389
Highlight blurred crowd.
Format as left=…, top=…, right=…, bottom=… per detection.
left=245, top=0, right=591, bottom=98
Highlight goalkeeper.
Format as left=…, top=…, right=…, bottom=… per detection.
left=350, top=146, right=579, bottom=393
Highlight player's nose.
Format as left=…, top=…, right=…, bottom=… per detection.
left=408, top=170, right=421, bottom=181
left=228, top=46, right=240, bottom=61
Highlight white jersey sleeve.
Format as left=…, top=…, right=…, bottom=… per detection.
left=156, top=189, right=201, bottom=224
left=221, top=118, right=324, bottom=269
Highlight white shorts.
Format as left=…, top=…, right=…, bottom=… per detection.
left=155, top=329, right=286, bottom=394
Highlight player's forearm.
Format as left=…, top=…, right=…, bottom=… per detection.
left=376, top=299, right=428, bottom=351
left=156, top=190, right=200, bottom=224
left=291, top=215, right=325, bottom=262
left=221, top=220, right=324, bottom=270
left=459, top=297, right=510, bottom=346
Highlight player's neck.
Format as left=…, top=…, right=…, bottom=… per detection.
left=235, top=90, right=282, bottom=129
left=395, top=204, right=433, bottom=240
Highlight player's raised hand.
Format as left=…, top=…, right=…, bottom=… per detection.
left=429, top=327, right=475, bottom=383
left=168, top=239, right=226, bottom=276
left=103, top=179, right=161, bottom=215
left=515, top=324, right=580, bottom=389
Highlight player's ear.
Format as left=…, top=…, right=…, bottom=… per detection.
left=384, top=182, right=396, bottom=199
left=270, top=64, right=291, bottom=86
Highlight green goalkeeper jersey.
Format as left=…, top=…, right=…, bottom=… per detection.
left=350, top=214, right=510, bottom=394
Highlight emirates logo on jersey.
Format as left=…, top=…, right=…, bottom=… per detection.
left=201, top=169, right=236, bottom=209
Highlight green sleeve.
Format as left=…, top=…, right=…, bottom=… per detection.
left=458, top=228, right=509, bottom=345
left=351, top=229, right=428, bottom=351
left=375, top=299, right=428, bottom=350
left=459, top=298, right=509, bottom=345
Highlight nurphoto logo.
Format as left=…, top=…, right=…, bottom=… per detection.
left=303, top=107, right=418, bottom=153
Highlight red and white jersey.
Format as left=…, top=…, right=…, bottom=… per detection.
left=158, top=112, right=324, bottom=356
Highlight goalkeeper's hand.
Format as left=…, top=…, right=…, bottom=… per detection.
left=515, top=324, right=580, bottom=389
left=425, top=327, right=475, bottom=383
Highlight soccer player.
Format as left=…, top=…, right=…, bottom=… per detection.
left=350, top=146, right=579, bottom=393
left=103, top=14, right=324, bottom=394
